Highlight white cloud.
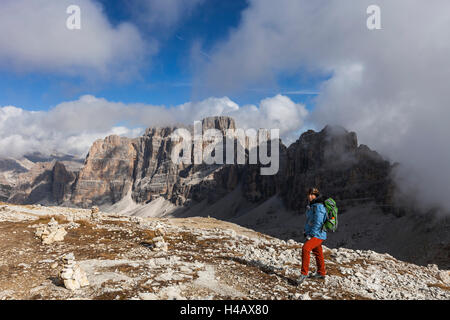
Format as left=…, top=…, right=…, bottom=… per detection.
left=0, top=94, right=307, bottom=158
left=173, top=95, right=308, bottom=144
left=0, top=0, right=150, bottom=79
left=226, top=94, right=308, bottom=145
left=193, top=0, right=450, bottom=213
left=0, top=101, right=141, bottom=158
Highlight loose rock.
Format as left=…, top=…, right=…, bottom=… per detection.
left=35, top=218, right=67, bottom=244
left=59, top=253, right=90, bottom=291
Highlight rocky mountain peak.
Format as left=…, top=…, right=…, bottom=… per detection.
left=294, top=125, right=358, bottom=157
left=144, top=126, right=181, bottom=138
left=71, top=134, right=137, bottom=207
left=201, top=116, right=236, bottom=132
left=141, top=116, right=237, bottom=138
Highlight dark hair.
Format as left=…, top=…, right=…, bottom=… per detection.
left=307, top=187, right=320, bottom=196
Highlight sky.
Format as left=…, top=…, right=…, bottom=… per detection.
left=0, top=0, right=320, bottom=109
left=1, top=0, right=450, bottom=213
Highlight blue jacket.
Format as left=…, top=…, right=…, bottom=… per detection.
left=304, top=199, right=327, bottom=240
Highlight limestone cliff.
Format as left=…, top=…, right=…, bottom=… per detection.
left=71, top=135, right=137, bottom=207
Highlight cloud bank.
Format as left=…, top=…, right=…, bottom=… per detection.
left=0, top=94, right=307, bottom=159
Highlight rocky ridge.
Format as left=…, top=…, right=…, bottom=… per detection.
left=4, top=117, right=396, bottom=213
left=0, top=203, right=448, bottom=300
left=60, top=117, right=397, bottom=217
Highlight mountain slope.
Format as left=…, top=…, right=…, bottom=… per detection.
left=0, top=203, right=448, bottom=300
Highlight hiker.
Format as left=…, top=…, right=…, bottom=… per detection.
left=297, top=187, right=327, bottom=285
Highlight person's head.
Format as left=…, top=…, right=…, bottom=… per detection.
left=307, top=187, right=320, bottom=202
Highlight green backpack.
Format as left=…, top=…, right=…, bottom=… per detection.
left=321, top=198, right=338, bottom=232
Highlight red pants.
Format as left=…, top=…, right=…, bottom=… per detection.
left=301, top=237, right=326, bottom=276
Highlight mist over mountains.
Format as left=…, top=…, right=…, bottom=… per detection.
left=1, top=95, right=448, bottom=219
left=0, top=94, right=307, bottom=158
left=194, top=0, right=450, bottom=218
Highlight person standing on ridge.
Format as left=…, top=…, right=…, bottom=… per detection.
left=297, top=187, right=327, bottom=285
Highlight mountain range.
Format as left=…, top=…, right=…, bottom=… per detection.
left=1, top=116, right=448, bottom=269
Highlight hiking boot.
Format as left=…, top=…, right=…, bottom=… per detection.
left=296, top=274, right=308, bottom=286
left=309, top=273, right=326, bottom=280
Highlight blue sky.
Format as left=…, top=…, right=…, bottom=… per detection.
left=0, top=0, right=322, bottom=111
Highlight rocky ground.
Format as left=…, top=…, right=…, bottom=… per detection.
left=0, top=202, right=448, bottom=300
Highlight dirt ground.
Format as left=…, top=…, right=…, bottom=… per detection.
left=0, top=204, right=448, bottom=300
